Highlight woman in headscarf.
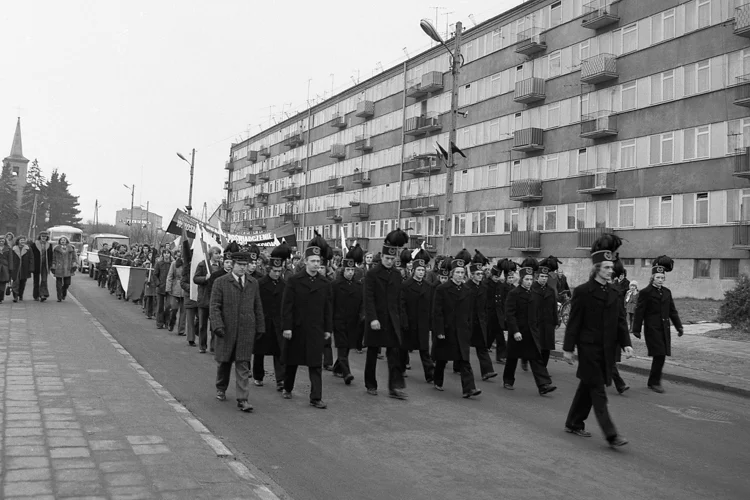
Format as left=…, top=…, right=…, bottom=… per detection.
left=51, top=236, right=78, bottom=302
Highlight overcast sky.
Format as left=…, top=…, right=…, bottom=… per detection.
left=1, top=0, right=522, bottom=226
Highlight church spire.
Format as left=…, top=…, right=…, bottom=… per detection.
left=8, top=117, right=27, bottom=161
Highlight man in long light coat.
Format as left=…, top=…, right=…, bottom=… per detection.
left=210, top=252, right=265, bottom=412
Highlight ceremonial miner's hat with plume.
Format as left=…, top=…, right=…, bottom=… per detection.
left=247, top=244, right=260, bottom=262
left=493, top=258, right=517, bottom=277
left=538, top=255, right=561, bottom=276
left=452, top=248, right=472, bottom=270
left=306, top=231, right=329, bottom=260
left=342, top=243, right=364, bottom=268
left=382, top=228, right=409, bottom=257
left=518, top=257, right=538, bottom=278
left=651, top=255, right=674, bottom=275
left=590, top=233, right=622, bottom=264
left=438, top=256, right=452, bottom=276
left=398, top=248, right=413, bottom=268
left=412, top=249, right=431, bottom=269
left=270, top=240, right=292, bottom=268
left=469, top=249, right=489, bottom=273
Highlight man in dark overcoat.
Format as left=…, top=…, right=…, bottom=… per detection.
left=399, top=249, right=435, bottom=383
left=153, top=250, right=173, bottom=329
left=331, top=251, right=364, bottom=385
left=193, top=246, right=223, bottom=353
left=563, top=234, right=632, bottom=447
left=253, top=256, right=286, bottom=391
left=609, top=260, right=631, bottom=394
left=486, top=259, right=515, bottom=364
left=363, top=229, right=409, bottom=399
left=281, top=243, right=333, bottom=409
left=532, top=259, right=559, bottom=368
left=210, top=252, right=265, bottom=412
left=467, top=259, right=496, bottom=381
left=431, top=257, right=481, bottom=398
left=503, top=261, right=556, bottom=395
left=632, top=255, right=683, bottom=394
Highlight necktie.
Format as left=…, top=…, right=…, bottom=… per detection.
left=240, top=277, right=244, bottom=290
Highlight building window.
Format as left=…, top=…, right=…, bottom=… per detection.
left=686, top=60, right=711, bottom=96
left=618, top=199, right=635, bottom=228
left=697, top=0, right=711, bottom=29
left=471, top=212, right=480, bottom=234
left=641, top=258, right=652, bottom=268
left=543, top=155, right=558, bottom=179
left=651, top=70, right=674, bottom=103
left=693, top=259, right=711, bottom=279
left=652, top=9, right=676, bottom=44
left=576, top=148, right=588, bottom=174
left=485, top=211, right=496, bottom=233
left=726, top=188, right=750, bottom=223
left=720, top=259, right=740, bottom=280
left=548, top=50, right=561, bottom=78
left=547, top=103, right=560, bottom=128
left=488, top=164, right=499, bottom=187
left=684, top=192, right=710, bottom=225
left=550, top=1, right=562, bottom=27
left=504, top=209, right=519, bottom=232
left=649, top=195, right=673, bottom=227
left=650, top=132, right=674, bottom=165
left=620, top=140, right=636, bottom=169
left=621, top=82, right=636, bottom=111
left=622, top=24, right=638, bottom=54
left=454, top=214, right=467, bottom=235
left=543, top=206, right=557, bottom=231
left=621, top=258, right=635, bottom=267
left=684, top=125, right=710, bottom=160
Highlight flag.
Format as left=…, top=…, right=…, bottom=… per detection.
left=340, top=226, right=348, bottom=254
left=411, top=240, right=426, bottom=259
left=190, top=224, right=211, bottom=301
left=273, top=235, right=281, bottom=246
left=450, top=141, right=467, bottom=158
left=113, top=266, right=149, bottom=301
left=436, top=142, right=449, bottom=161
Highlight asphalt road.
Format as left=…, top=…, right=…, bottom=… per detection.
left=71, top=275, right=750, bottom=500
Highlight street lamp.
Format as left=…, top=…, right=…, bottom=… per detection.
left=419, top=19, right=463, bottom=256
left=123, top=184, right=135, bottom=239
left=176, top=149, right=195, bottom=216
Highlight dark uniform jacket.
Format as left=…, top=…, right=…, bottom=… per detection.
left=632, top=284, right=682, bottom=357
left=531, top=282, right=558, bottom=351
left=363, top=264, right=402, bottom=348
left=281, top=270, right=333, bottom=367
left=210, top=273, right=265, bottom=363
left=153, top=260, right=172, bottom=295
left=563, top=279, right=631, bottom=386
left=254, top=274, right=286, bottom=357
left=400, top=277, right=433, bottom=351
left=487, top=279, right=511, bottom=331
left=505, top=285, right=542, bottom=361
left=331, top=275, right=364, bottom=349
left=431, top=279, right=473, bottom=362
left=467, top=279, right=488, bottom=348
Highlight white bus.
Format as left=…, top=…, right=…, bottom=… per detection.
left=46, top=225, right=84, bottom=254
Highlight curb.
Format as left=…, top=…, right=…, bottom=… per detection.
left=549, top=350, right=750, bottom=399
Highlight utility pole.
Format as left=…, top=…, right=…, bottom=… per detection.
left=442, top=21, right=463, bottom=255
left=188, top=148, right=195, bottom=216
left=94, top=199, right=99, bottom=233
left=145, top=201, right=150, bottom=244
left=123, top=184, right=135, bottom=240
left=28, top=193, right=38, bottom=239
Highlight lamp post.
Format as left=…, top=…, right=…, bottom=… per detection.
left=123, top=184, right=135, bottom=239
left=177, top=149, right=195, bottom=216
left=419, top=19, right=463, bottom=256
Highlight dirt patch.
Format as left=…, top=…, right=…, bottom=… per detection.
left=674, top=298, right=721, bottom=323
left=701, top=328, right=750, bottom=343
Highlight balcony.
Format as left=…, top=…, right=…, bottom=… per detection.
left=580, top=111, right=618, bottom=139
left=326, top=208, right=342, bottom=222
left=353, top=171, right=371, bottom=185
left=283, top=213, right=300, bottom=225
left=284, top=131, right=304, bottom=148
left=509, top=231, right=541, bottom=252
left=421, top=71, right=444, bottom=93
left=257, top=168, right=270, bottom=182
left=242, top=220, right=254, bottom=230
left=734, top=147, right=750, bottom=179
left=330, top=113, right=347, bottom=128
left=245, top=173, right=257, bottom=185
left=512, top=128, right=545, bottom=152
left=733, top=221, right=750, bottom=249
left=514, top=77, right=546, bottom=104
left=509, top=179, right=543, bottom=202
left=734, top=75, right=750, bottom=107
left=330, top=144, right=346, bottom=159
left=581, top=54, right=618, bottom=84
left=578, top=171, right=617, bottom=195
left=252, top=219, right=267, bottom=229
left=282, top=184, right=301, bottom=200
left=355, top=100, right=375, bottom=118
left=406, top=79, right=426, bottom=99
left=328, top=177, right=344, bottom=192
left=224, top=160, right=234, bottom=171
left=404, top=113, right=442, bottom=136
left=582, top=0, right=620, bottom=30
left=577, top=227, right=614, bottom=249
left=735, top=4, right=750, bottom=37
left=244, top=197, right=254, bottom=207
left=403, top=154, right=440, bottom=177
left=354, top=135, right=373, bottom=152
left=401, top=196, right=439, bottom=214
left=257, top=191, right=269, bottom=204
left=515, top=27, right=546, bottom=56
left=281, top=161, right=303, bottom=175
left=260, top=147, right=271, bottom=158
left=246, top=150, right=258, bottom=162
left=352, top=203, right=370, bottom=219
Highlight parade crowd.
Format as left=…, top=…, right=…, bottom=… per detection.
left=83, top=228, right=683, bottom=448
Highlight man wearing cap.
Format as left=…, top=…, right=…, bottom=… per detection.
left=253, top=255, right=287, bottom=391
left=467, top=257, right=497, bottom=381
left=400, top=249, right=435, bottom=384
left=363, top=229, right=409, bottom=399
left=281, top=242, right=333, bottom=409
left=432, top=256, right=482, bottom=398
left=331, top=250, right=364, bottom=385
left=632, top=256, right=683, bottom=394
left=210, top=252, right=265, bottom=412
left=487, top=259, right=515, bottom=364
left=563, top=234, right=631, bottom=447
left=533, top=259, right=559, bottom=368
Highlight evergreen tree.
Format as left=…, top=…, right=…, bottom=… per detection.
left=19, top=159, right=47, bottom=235
left=0, top=163, right=18, bottom=234
left=46, top=169, right=82, bottom=228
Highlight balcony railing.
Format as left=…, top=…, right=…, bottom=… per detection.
left=581, top=53, right=618, bottom=84
left=330, top=144, right=346, bottom=159
left=281, top=160, right=303, bottom=175
left=735, top=4, right=750, bottom=37
left=352, top=203, right=370, bottom=219
left=733, top=221, right=750, bottom=249
left=734, top=75, right=750, bottom=107
left=509, top=179, right=543, bottom=201
left=515, top=27, right=547, bottom=55
left=355, top=100, right=375, bottom=118
left=577, top=227, right=614, bottom=249
left=225, top=160, right=234, bottom=171
left=330, top=112, right=347, bottom=128
left=406, top=79, right=426, bottom=98
left=244, top=197, right=254, bottom=207
left=403, top=154, right=440, bottom=176
left=257, top=168, right=270, bottom=181
left=734, top=147, right=750, bottom=179
left=404, top=112, right=442, bottom=136
left=242, top=220, right=253, bottom=229
left=353, top=171, right=371, bottom=185
left=421, top=71, right=444, bottom=93
left=283, top=131, right=304, bottom=148
left=242, top=173, right=255, bottom=185
left=282, top=213, right=300, bottom=225
left=514, top=77, right=546, bottom=104
left=260, top=147, right=271, bottom=158
left=512, top=128, right=545, bottom=152
left=354, top=135, right=373, bottom=151
left=246, top=150, right=258, bottom=162
left=282, top=185, right=301, bottom=200
left=582, top=0, right=620, bottom=30
left=401, top=196, right=439, bottom=214
left=580, top=111, right=618, bottom=139
left=328, top=177, right=344, bottom=192
left=252, top=219, right=267, bottom=229
left=326, top=208, right=342, bottom=221
left=578, top=171, right=617, bottom=195
left=509, top=230, right=541, bottom=252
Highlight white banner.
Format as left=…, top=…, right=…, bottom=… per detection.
left=113, top=265, right=131, bottom=295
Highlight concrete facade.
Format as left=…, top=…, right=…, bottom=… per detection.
left=114, top=207, right=162, bottom=235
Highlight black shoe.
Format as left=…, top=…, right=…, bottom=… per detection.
left=462, top=389, right=482, bottom=398
left=389, top=389, right=408, bottom=400
left=377, top=354, right=384, bottom=360
left=282, top=390, right=292, bottom=399
left=495, top=358, right=506, bottom=365
left=177, top=332, right=186, bottom=337
left=167, top=324, right=174, bottom=332
left=426, top=376, right=434, bottom=384
left=34, top=297, right=39, bottom=301
left=40, top=297, right=46, bottom=302
left=366, top=388, right=378, bottom=396
left=521, top=361, right=529, bottom=372
left=344, top=374, right=354, bottom=385
left=434, top=384, right=444, bottom=391
left=216, top=391, right=226, bottom=401
left=539, top=384, right=557, bottom=395
left=276, top=384, right=284, bottom=392
left=608, top=435, right=629, bottom=448
left=481, top=372, right=498, bottom=381
left=237, top=400, right=254, bottom=412
left=565, top=427, right=592, bottom=438
left=253, top=379, right=263, bottom=387
left=616, top=385, right=630, bottom=395
left=57, top=299, right=62, bottom=302
left=13, top=298, right=17, bottom=303
left=156, top=325, right=164, bottom=330
left=310, top=400, right=327, bottom=409
left=188, top=341, right=196, bottom=347
left=323, top=365, right=333, bottom=372
left=648, top=384, right=665, bottom=394
left=503, top=383, right=514, bottom=390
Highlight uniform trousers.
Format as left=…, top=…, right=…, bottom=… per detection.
left=333, top=348, right=352, bottom=378
left=252, top=353, right=285, bottom=385
left=565, top=379, right=618, bottom=440
left=648, top=355, right=666, bottom=386
left=323, top=345, right=334, bottom=367
left=364, top=346, right=404, bottom=391
left=503, top=357, right=552, bottom=388
left=216, top=347, right=250, bottom=402
left=611, top=364, right=627, bottom=390
left=400, top=349, right=434, bottom=381
left=541, top=349, right=551, bottom=367
left=475, top=347, right=495, bottom=376
left=284, top=365, right=322, bottom=401
left=434, top=359, right=476, bottom=393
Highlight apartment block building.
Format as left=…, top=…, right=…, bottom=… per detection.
left=223, top=0, right=750, bottom=298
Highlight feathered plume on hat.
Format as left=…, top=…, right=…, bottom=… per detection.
left=452, top=248, right=471, bottom=268
left=346, top=243, right=364, bottom=265
left=305, top=230, right=329, bottom=260
left=271, top=241, right=292, bottom=261
left=612, top=254, right=625, bottom=279
left=651, top=255, right=674, bottom=274
left=590, top=233, right=623, bottom=264
left=412, top=248, right=431, bottom=269
left=399, top=248, right=413, bottom=267
left=247, top=243, right=260, bottom=261
left=473, top=249, right=489, bottom=266
left=225, top=241, right=240, bottom=255
left=520, top=257, right=539, bottom=271
left=540, top=255, right=561, bottom=272
left=438, top=256, right=452, bottom=276
left=382, top=228, right=409, bottom=257
left=498, top=258, right=518, bottom=277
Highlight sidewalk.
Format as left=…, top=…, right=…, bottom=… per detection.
left=554, top=323, right=750, bottom=398
left=0, top=296, right=281, bottom=500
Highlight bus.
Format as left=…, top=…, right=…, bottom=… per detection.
left=46, top=225, right=84, bottom=253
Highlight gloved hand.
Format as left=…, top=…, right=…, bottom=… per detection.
left=678, top=329, right=684, bottom=337
left=214, top=328, right=224, bottom=338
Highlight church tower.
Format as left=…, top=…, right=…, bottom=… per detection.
left=2, top=118, right=29, bottom=234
